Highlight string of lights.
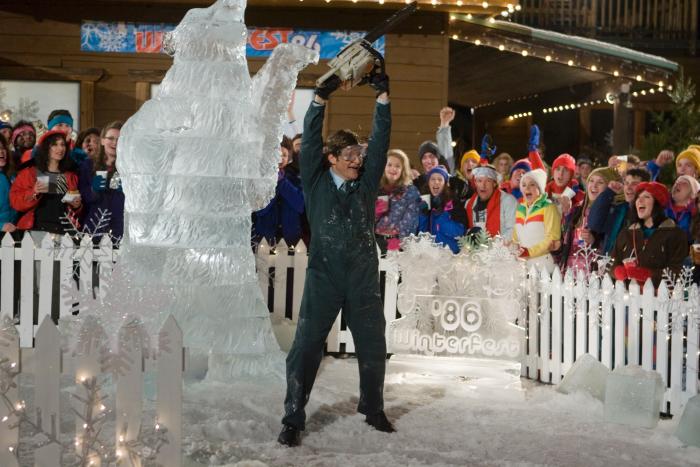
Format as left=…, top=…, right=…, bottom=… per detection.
left=448, top=16, right=674, bottom=93
left=505, top=83, right=670, bottom=120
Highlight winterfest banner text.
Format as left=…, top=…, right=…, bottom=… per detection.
left=80, top=21, right=385, bottom=59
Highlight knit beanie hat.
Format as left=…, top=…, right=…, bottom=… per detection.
left=674, top=175, right=700, bottom=199
left=552, top=153, right=576, bottom=176
left=688, top=145, right=700, bottom=153
left=0, top=121, right=11, bottom=132
left=460, top=149, right=480, bottom=167
left=418, top=141, right=442, bottom=160
left=472, top=164, right=499, bottom=181
left=510, top=158, right=532, bottom=175
left=676, top=148, right=700, bottom=174
left=521, top=169, right=547, bottom=195
left=636, top=181, right=670, bottom=208
left=427, top=165, right=450, bottom=183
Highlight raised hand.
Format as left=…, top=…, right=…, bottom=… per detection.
left=528, top=124, right=540, bottom=152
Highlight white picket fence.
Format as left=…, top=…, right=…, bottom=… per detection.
left=1, top=235, right=697, bottom=418
left=0, top=315, right=183, bottom=467
left=0, top=232, right=118, bottom=348
left=522, top=267, right=700, bottom=416
left=254, top=240, right=699, bottom=416
left=0, top=232, right=183, bottom=466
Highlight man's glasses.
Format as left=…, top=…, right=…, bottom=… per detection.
left=339, top=144, right=367, bottom=163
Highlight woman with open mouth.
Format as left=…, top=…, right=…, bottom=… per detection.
left=611, top=182, right=686, bottom=288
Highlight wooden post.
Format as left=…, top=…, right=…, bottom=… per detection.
left=80, top=81, right=96, bottom=130
left=633, top=109, right=646, bottom=150
left=613, top=96, right=633, bottom=154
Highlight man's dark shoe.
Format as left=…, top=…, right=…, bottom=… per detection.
left=277, top=424, right=301, bottom=447
left=364, top=411, right=396, bottom=433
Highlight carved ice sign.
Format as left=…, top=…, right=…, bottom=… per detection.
left=388, top=295, right=525, bottom=360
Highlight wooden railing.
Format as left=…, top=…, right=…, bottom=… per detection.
left=514, top=0, right=698, bottom=52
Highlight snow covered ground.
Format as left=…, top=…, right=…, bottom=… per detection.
left=181, top=355, right=700, bottom=467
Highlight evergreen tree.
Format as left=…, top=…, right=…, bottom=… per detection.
left=642, top=71, right=700, bottom=161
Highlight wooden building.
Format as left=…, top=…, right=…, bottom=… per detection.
left=0, top=0, right=697, bottom=168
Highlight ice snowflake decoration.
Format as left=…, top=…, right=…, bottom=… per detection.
left=661, top=265, right=700, bottom=333
left=572, top=242, right=612, bottom=279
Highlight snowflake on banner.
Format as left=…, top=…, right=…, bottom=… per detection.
left=329, top=31, right=364, bottom=45
left=81, top=21, right=127, bottom=52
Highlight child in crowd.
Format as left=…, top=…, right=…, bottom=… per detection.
left=559, top=167, right=619, bottom=272
left=418, top=165, right=465, bottom=253
left=513, top=169, right=561, bottom=273
left=375, top=149, right=421, bottom=252
left=546, top=153, right=585, bottom=215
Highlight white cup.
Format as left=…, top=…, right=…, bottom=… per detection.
left=37, top=175, right=49, bottom=193
left=378, top=195, right=388, bottom=203
left=420, top=194, right=431, bottom=205
left=96, top=170, right=108, bottom=179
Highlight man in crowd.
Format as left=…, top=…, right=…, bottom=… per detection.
left=575, top=157, right=593, bottom=189
left=278, top=67, right=393, bottom=447
left=465, top=164, right=517, bottom=240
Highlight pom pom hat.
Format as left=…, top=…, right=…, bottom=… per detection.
left=520, top=169, right=547, bottom=195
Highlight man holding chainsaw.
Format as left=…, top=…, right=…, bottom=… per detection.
left=277, top=57, right=393, bottom=447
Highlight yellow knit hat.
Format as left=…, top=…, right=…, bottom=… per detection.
left=460, top=149, right=480, bottom=168
left=676, top=148, right=700, bottom=174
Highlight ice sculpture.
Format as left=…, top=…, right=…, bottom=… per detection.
left=604, top=365, right=664, bottom=428
left=556, top=354, right=609, bottom=401
left=388, top=234, right=526, bottom=360
left=117, top=0, right=318, bottom=380
left=675, top=394, right=700, bottom=448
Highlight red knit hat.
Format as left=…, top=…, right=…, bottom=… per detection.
left=636, top=181, right=670, bottom=207
left=37, top=129, right=67, bottom=147
left=552, top=153, right=576, bottom=175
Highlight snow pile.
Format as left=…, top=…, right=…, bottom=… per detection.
left=178, top=356, right=699, bottom=466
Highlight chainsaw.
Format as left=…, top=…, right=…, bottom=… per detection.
left=315, top=1, right=418, bottom=88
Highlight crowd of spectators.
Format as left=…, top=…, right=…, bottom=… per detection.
left=2, top=101, right=695, bottom=288
left=0, top=110, right=124, bottom=244
left=252, top=103, right=700, bottom=287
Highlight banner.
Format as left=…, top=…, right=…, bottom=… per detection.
left=80, top=21, right=385, bottom=59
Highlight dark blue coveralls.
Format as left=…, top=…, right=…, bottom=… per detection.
left=282, top=100, right=391, bottom=430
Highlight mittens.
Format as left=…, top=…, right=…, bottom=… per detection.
left=92, top=174, right=106, bottom=192
left=528, top=124, right=541, bottom=152
left=613, top=265, right=628, bottom=281
left=375, top=199, right=389, bottom=217
left=627, top=265, right=652, bottom=284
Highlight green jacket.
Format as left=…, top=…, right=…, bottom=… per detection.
left=300, top=101, right=391, bottom=281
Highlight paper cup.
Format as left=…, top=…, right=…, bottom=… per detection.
left=420, top=194, right=431, bottom=205
left=96, top=170, right=108, bottom=178
left=378, top=195, right=389, bottom=203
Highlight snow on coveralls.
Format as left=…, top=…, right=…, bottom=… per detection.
left=282, top=100, right=391, bottom=430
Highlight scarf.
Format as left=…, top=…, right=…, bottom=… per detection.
left=466, top=189, right=502, bottom=237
